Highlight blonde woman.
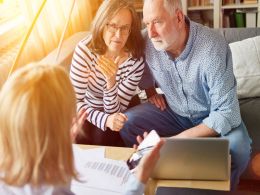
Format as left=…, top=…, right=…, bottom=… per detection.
left=70, top=0, right=145, bottom=146
left=0, top=63, right=163, bottom=195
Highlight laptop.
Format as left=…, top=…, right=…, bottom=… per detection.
left=151, top=137, right=230, bottom=181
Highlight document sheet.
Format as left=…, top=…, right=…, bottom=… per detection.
left=71, top=145, right=131, bottom=195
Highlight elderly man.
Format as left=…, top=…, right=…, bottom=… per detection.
left=120, top=0, right=251, bottom=190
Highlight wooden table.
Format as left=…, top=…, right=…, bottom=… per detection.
left=78, top=144, right=134, bottom=160
left=78, top=145, right=230, bottom=195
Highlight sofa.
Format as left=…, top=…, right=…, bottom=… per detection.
left=213, top=28, right=260, bottom=185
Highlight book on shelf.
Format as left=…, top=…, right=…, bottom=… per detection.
left=200, top=0, right=213, bottom=6
left=236, top=8, right=257, bottom=27
left=243, top=0, right=258, bottom=4
left=234, top=11, right=246, bottom=27
left=188, top=0, right=200, bottom=6
left=188, top=10, right=213, bottom=27
left=223, top=14, right=231, bottom=27
left=246, top=12, right=257, bottom=27
left=243, top=8, right=258, bottom=27
left=223, top=7, right=258, bottom=28
left=188, top=0, right=213, bottom=6
left=223, top=0, right=258, bottom=5
left=222, top=0, right=235, bottom=5
left=188, top=11, right=204, bottom=23
left=223, top=10, right=236, bottom=27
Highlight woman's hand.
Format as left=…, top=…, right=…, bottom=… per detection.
left=134, top=139, right=165, bottom=183
left=97, top=54, right=128, bottom=90
left=106, top=113, right=128, bottom=132
left=97, top=55, right=118, bottom=80
left=70, top=109, right=88, bottom=142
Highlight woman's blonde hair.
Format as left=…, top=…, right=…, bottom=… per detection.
left=0, top=63, right=77, bottom=186
left=90, top=0, right=144, bottom=59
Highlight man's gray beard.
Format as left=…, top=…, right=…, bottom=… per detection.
left=152, top=42, right=165, bottom=51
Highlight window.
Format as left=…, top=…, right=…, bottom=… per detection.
left=0, top=0, right=25, bottom=68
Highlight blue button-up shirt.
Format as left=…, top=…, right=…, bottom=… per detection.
left=141, top=20, right=241, bottom=135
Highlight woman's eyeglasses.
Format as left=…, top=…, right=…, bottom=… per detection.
left=106, top=23, right=131, bottom=35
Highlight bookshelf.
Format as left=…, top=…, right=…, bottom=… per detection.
left=220, top=0, right=260, bottom=28
left=184, top=0, right=214, bottom=27
left=183, top=0, right=260, bottom=28
left=132, top=0, right=260, bottom=28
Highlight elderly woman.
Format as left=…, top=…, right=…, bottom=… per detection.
left=70, top=0, right=145, bottom=146
left=0, top=63, right=163, bottom=195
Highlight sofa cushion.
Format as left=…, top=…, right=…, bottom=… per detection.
left=229, top=36, right=260, bottom=99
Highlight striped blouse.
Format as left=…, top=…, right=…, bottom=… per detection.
left=70, top=35, right=144, bottom=131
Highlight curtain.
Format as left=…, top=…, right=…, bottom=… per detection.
left=15, top=0, right=102, bottom=70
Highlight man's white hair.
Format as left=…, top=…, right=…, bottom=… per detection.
left=144, top=0, right=183, bottom=16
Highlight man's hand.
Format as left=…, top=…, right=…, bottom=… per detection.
left=134, top=139, right=165, bottom=183
left=106, top=113, right=128, bottom=132
left=148, top=94, right=166, bottom=111
left=71, top=109, right=88, bottom=142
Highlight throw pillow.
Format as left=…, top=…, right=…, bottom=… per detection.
left=229, top=36, right=260, bottom=99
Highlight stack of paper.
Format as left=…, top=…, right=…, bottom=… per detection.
left=71, top=145, right=131, bottom=195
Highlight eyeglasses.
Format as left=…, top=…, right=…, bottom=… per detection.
left=106, top=23, right=131, bottom=35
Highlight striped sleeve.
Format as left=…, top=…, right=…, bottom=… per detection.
left=86, top=106, right=109, bottom=130
left=70, top=38, right=108, bottom=131
left=70, top=39, right=90, bottom=111
left=103, top=57, right=145, bottom=113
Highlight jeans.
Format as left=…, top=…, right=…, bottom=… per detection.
left=75, top=120, right=125, bottom=147
left=120, top=102, right=252, bottom=190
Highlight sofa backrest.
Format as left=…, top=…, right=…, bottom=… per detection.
left=213, top=28, right=260, bottom=44
left=39, top=31, right=88, bottom=71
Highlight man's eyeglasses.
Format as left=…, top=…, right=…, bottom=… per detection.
left=106, top=23, right=131, bottom=35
